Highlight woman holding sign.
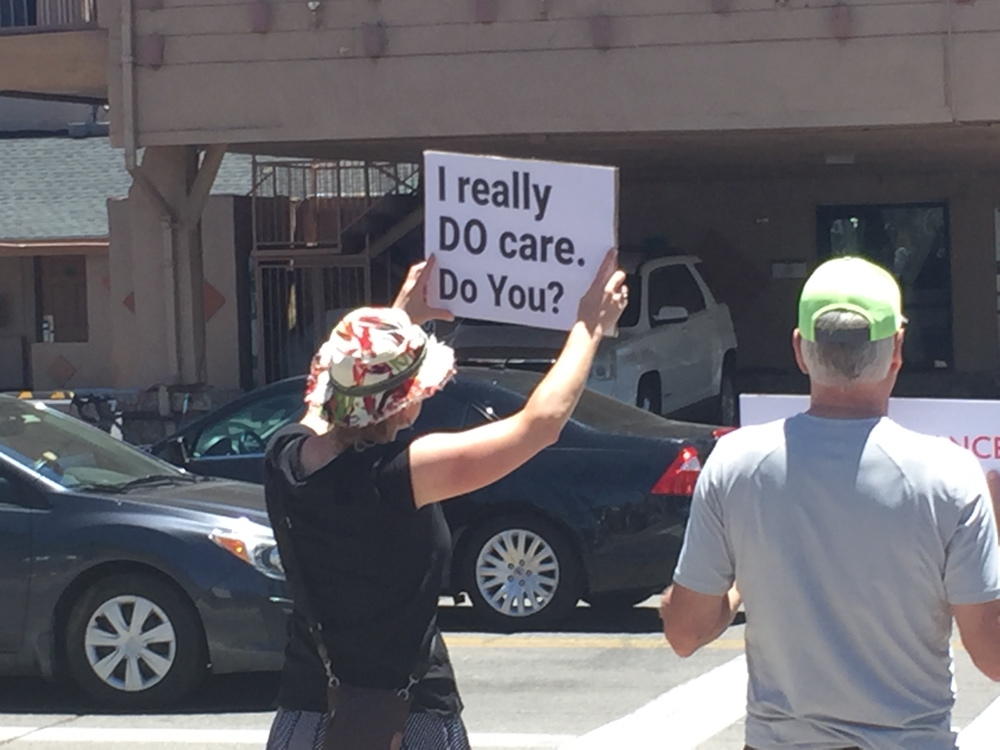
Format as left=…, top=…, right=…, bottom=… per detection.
left=264, top=252, right=627, bottom=750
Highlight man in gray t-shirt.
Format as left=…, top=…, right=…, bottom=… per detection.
left=660, top=257, right=1000, bottom=750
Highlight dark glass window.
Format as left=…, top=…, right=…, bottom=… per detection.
left=192, top=390, right=304, bottom=457
left=0, top=0, right=37, bottom=27
left=647, top=264, right=706, bottom=326
left=816, top=203, right=951, bottom=370
left=454, top=368, right=674, bottom=435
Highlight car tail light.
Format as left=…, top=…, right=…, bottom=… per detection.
left=651, top=446, right=702, bottom=496
left=712, top=426, right=737, bottom=439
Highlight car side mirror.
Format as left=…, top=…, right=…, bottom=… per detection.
left=652, top=305, right=689, bottom=325
left=160, top=435, right=191, bottom=467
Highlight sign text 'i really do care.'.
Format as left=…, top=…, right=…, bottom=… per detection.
left=424, top=151, right=618, bottom=331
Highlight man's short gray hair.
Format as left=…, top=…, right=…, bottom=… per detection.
left=799, top=310, right=896, bottom=386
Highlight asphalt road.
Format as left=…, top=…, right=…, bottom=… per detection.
left=0, top=601, right=997, bottom=749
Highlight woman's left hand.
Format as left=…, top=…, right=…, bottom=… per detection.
left=392, top=255, right=455, bottom=326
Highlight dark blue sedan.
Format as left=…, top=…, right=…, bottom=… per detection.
left=151, top=367, right=722, bottom=630
left=0, top=396, right=288, bottom=708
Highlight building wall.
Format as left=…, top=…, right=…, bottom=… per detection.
left=31, top=254, right=113, bottom=391
left=201, top=195, right=244, bottom=391
left=620, top=170, right=1000, bottom=376
left=108, top=190, right=245, bottom=391
left=0, top=251, right=116, bottom=391
left=99, top=0, right=1000, bottom=148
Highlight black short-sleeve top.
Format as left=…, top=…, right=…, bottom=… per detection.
left=263, top=424, right=461, bottom=716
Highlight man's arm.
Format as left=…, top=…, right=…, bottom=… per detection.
left=987, top=470, right=1000, bottom=532
left=661, top=442, right=739, bottom=657
left=951, top=469, right=1000, bottom=682
left=660, top=584, right=741, bottom=658
left=953, top=600, right=1000, bottom=681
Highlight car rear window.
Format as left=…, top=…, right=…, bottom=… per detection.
left=456, top=369, right=685, bottom=436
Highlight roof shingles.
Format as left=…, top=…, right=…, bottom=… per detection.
left=0, top=137, right=252, bottom=241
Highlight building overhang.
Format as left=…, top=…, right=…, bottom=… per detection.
left=0, top=28, right=108, bottom=102
left=233, top=123, right=1000, bottom=180
left=0, top=238, right=109, bottom=256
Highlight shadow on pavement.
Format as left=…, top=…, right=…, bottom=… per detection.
left=437, top=600, right=745, bottom=635
left=0, top=604, right=745, bottom=715
left=438, top=601, right=666, bottom=634
left=0, top=671, right=281, bottom=716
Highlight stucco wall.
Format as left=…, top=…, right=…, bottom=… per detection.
left=108, top=188, right=243, bottom=391
left=201, top=195, right=242, bottom=390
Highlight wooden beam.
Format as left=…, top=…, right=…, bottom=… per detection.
left=181, top=145, right=229, bottom=229
left=128, top=165, right=178, bottom=224
left=0, top=29, right=108, bottom=101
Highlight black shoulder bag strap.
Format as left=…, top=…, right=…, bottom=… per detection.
left=268, top=484, right=339, bottom=690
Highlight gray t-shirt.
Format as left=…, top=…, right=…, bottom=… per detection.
left=674, top=414, right=1000, bottom=750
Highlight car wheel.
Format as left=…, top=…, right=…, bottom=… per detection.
left=65, top=572, right=208, bottom=709
left=716, top=365, right=738, bottom=426
left=460, top=515, right=584, bottom=632
left=636, top=374, right=661, bottom=415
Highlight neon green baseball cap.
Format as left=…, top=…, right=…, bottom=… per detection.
left=798, top=256, right=904, bottom=342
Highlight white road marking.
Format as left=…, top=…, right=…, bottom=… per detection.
left=958, top=696, right=1000, bottom=749
left=0, top=728, right=34, bottom=741
left=6, top=728, right=265, bottom=744
left=0, top=664, right=994, bottom=749
left=559, top=655, right=748, bottom=750
left=474, top=734, right=575, bottom=748
left=0, top=727, right=573, bottom=747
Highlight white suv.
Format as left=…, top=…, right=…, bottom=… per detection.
left=440, top=254, right=739, bottom=425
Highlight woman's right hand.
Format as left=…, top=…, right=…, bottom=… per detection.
left=577, top=249, right=628, bottom=335
left=392, top=255, right=455, bottom=326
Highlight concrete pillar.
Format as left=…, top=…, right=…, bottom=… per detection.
left=175, top=191, right=209, bottom=384
left=109, top=145, right=209, bottom=388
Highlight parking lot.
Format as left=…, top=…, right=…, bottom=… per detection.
left=0, top=600, right=997, bottom=750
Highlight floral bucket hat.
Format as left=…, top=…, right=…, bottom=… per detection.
left=304, top=307, right=455, bottom=430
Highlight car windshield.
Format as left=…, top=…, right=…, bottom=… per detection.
left=458, top=369, right=674, bottom=434
left=0, top=397, right=189, bottom=491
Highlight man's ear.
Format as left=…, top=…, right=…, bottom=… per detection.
left=888, top=329, right=905, bottom=373
left=792, top=329, right=809, bottom=375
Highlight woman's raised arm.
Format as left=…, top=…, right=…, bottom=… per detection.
left=409, top=250, right=627, bottom=508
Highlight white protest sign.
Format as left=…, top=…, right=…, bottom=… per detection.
left=424, top=150, right=618, bottom=331
left=740, top=393, right=1000, bottom=471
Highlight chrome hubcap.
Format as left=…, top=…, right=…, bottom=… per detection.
left=84, top=595, right=176, bottom=692
left=475, top=529, right=560, bottom=617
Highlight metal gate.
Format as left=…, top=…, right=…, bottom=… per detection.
left=254, top=257, right=376, bottom=385
left=250, top=159, right=421, bottom=385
